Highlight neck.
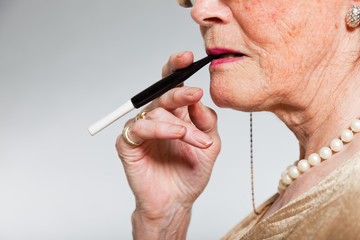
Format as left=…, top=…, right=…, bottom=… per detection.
left=262, top=69, right=360, bottom=218
left=272, top=55, right=360, bottom=159
left=282, top=75, right=360, bottom=159
left=260, top=8, right=360, bottom=219
left=265, top=55, right=360, bottom=213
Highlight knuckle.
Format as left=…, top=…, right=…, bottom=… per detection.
left=173, top=88, right=184, bottom=103
left=209, top=108, right=218, bottom=121
left=115, top=136, right=128, bottom=161
left=124, top=119, right=133, bottom=127
left=149, top=107, right=162, bottom=118
left=154, top=122, right=164, bottom=138
left=161, top=64, right=168, bottom=75
left=131, top=121, right=143, bottom=135
left=115, top=135, right=122, bottom=149
left=170, top=55, right=178, bottom=70
left=149, top=107, right=165, bottom=118
left=158, top=90, right=174, bottom=107
left=169, top=53, right=177, bottom=63
left=158, top=95, right=167, bottom=107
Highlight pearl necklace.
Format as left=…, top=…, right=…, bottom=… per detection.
left=278, top=118, right=360, bottom=194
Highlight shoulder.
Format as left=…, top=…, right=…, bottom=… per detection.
left=222, top=194, right=278, bottom=240
left=222, top=151, right=360, bottom=240
left=292, top=150, right=360, bottom=239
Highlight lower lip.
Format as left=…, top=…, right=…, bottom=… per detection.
left=210, top=56, right=245, bottom=67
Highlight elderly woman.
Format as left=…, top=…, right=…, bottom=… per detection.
left=116, top=0, right=360, bottom=239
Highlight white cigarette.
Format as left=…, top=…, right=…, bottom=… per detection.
left=88, top=100, right=135, bottom=136
left=88, top=55, right=219, bottom=136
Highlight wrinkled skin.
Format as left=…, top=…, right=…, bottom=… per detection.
left=116, top=0, right=360, bottom=238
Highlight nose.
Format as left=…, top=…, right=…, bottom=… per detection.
left=191, top=0, right=232, bottom=26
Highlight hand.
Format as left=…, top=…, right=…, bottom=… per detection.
left=116, top=51, right=221, bottom=227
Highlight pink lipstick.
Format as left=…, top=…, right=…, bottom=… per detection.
left=206, top=48, right=246, bottom=67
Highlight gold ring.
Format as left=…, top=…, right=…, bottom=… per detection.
left=122, top=125, right=143, bottom=147
left=135, top=110, right=149, bottom=121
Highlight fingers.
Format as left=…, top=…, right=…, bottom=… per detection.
left=188, top=101, right=218, bottom=135
left=149, top=86, right=219, bottom=138
left=145, top=108, right=213, bottom=148
left=117, top=50, right=218, bottom=150
left=150, top=51, right=197, bottom=111
left=162, top=51, right=194, bottom=78
left=129, top=120, right=186, bottom=144
left=119, top=108, right=213, bottom=149
left=151, top=86, right=203, bottom=112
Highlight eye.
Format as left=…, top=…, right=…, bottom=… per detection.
left=176, top=0, right=194, bottom=8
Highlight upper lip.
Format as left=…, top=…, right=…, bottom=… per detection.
left=206, top=48, right=245, bottom=56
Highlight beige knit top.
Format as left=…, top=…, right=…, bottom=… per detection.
left=222, top=150, right=360, bottom=240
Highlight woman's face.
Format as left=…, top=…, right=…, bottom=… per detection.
left=190, top=0, right=347, bottom=112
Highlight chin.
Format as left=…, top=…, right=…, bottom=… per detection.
left=210, top=89, right=255, bottom=112
left=209, top=79, right=230, bottom=108
left=209, top=77, right=250, bottom=111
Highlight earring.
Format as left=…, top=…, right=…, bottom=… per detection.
left=346, top=5, right=360, bottom=28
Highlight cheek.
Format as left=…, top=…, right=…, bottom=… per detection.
left=233, top=1, right=318, bottom=48
left=232, top=0, right=290, bottom=44
left=238, top=1, right=339, bottom=94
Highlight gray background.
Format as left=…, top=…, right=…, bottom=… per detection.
left=0, top=1, right=298, bottom=239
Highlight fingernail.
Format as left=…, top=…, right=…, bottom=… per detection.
left=186, top=87, right=201, bottom=96
left=177, top=52, right=185, bottom=58
left=194, top=131, right=213, bottom=147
